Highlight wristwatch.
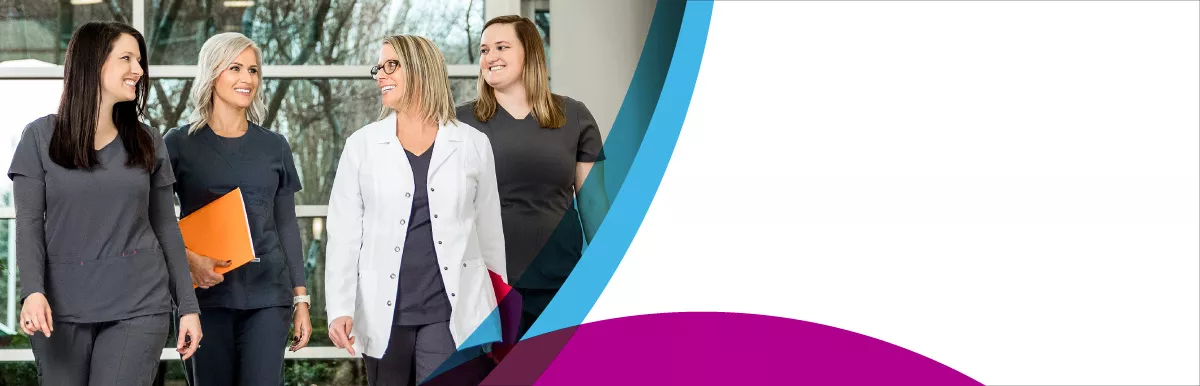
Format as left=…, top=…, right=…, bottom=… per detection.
left=293, top=295, right=311, bottom=307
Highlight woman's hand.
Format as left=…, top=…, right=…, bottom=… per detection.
left=290, top=303, right=312, bottom=352
left=186, top=248, right=230, bottom=288
left=328, top=316, right=356, bottom=356
left=19, top=293, right=53, bottom=337
left=176, top=313, right=203, bottom=360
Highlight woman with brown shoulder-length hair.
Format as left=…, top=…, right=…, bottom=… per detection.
left=457, top=15, right=611, bottom=337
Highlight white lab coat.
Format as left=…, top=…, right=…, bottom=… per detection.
left=324, top=114, right=507, bottom=358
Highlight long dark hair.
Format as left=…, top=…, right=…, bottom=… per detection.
left=51, top=21, right=155, bottom=172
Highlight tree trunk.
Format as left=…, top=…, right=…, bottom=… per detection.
left=263, top=0, right=332, bottom=129
left=150, top=0, right=184, bottom=60
left=465, top=0, right=475, bottom=63
left=105, top=0, right=129, bottom=25
left=57, top=0, right=72, bottom=64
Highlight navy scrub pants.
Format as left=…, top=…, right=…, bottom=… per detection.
left=182, top=306, right=291, bottom=386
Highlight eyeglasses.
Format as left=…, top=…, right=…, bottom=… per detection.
left=370, top=60, right=400, bottom=79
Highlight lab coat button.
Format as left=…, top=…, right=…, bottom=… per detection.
left=387, top=301, right=393, bottom=306
left=405, top=192, right=411, bottom=197
left=394, top=246, right=401, bottom=252
left=443, top=266, right=448, bottom=271
left=390, top=273, right=397, bottom=279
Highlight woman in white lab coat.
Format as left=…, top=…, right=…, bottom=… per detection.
left=324, top=34, right=507, bottom=385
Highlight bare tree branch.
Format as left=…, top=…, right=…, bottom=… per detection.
left=57, top=0, right=72, bottom=63
left=536, top=12, right=550, bottom=45
left=168, top=80, right=194, bottom=125
left=263, top=0, right=332, bottom=128
left=152, top=81, right=173, bottom=123
left=323, top=1, right=356, bottom=64
left=465, top=0, right=475, bottom=63
left=314, top=79, right=344, bottom=204
left=241, top=4, right=257, bottom=40
left=105, top=0, right=129, bottom=25
left=150, top=0, right=183, bottom=59
left=201, top=0, right=215, bottom=39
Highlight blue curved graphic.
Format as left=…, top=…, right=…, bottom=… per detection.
left=524, top=0, right=715, bottom=340
left=601, top=1, right=687, bottom=198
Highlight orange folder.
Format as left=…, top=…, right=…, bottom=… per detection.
left=178, top=188, right=255, bottom=287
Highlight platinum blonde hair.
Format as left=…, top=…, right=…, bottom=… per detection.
left=186, top=32, right=266, bottom=134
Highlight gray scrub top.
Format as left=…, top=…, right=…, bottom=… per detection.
left=7, top=114, right=201, bottom=323
left=164, top=123, right=305, bottom=310
left=455, top=95, right=605, bottom=288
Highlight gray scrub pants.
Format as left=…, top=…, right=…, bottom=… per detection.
left=363, top=322, right=456, bottom=386
left=29, top=313, right=171, bottom=386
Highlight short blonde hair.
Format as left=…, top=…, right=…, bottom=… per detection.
left=187, top=32, right=266, bottom=134
left=378, top=35, right=456, bottom=124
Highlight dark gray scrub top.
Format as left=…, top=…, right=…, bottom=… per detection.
left=7, top=114, right=201, bottom=323
left=454, top=95, right=606, bottom=288
left=394, top=143, right=452, bottom=326
left=164, top=123, right=304, bottom=310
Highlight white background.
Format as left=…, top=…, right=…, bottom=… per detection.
left=586, top=1, right=1200, bottom=385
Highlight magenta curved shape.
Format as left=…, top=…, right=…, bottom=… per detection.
left=533, top=312, right=983, bottom=386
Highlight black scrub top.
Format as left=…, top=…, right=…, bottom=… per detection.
left=164, top=123, right=303, bottom=310
left=394, top=144, right=452, bottom=326
left=455, top=95, right=606, bottom=289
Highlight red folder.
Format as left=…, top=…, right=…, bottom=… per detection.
left=489, top=270, right=522, bottom=361
left=490, top=270, right=513, bottom=299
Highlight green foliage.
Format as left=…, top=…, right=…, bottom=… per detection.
left=284, top=360, right=335, bottom=386
left=0, top=362, right=39, bottom=386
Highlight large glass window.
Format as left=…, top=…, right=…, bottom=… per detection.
left=146, top=0, right=485, bottom=65
left=0, top=0, right=135, bottom=64
left=535, top=9, right=549, bottom=64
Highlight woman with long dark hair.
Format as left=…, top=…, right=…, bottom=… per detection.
left=8, top=21, right=203, bottom=385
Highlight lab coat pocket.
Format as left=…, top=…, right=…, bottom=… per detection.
left=460, top=258, right=494, bottom=316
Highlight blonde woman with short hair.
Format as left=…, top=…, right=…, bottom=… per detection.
left=163, top=32, right=311, bottom=386
left=325, top=34, right=507, bottom=385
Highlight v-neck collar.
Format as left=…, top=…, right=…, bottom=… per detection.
left=404, top=142, right=435, bottom=159
left=497, top=104, right=532, bottom=121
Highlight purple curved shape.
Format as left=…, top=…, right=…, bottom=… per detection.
left=533, top=312, right=983, bottom=386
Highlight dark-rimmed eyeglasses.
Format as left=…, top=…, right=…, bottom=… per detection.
left=370, top=60, right=400, bottom=79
